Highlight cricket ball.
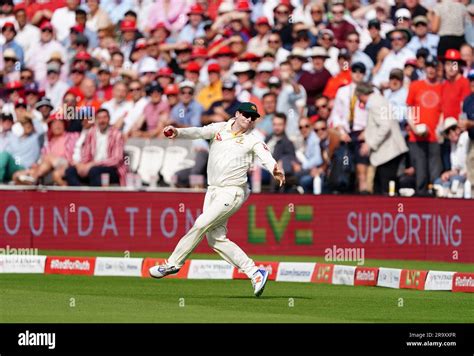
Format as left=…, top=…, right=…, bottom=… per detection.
left=164, top=128, right=174, bottom=137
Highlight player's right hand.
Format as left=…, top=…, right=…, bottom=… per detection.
left=163, top=126, right=177, bottom=139
left=273, top=164, right=285, bottom=187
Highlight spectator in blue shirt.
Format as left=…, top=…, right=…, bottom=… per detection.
left=0, top=117, right=40, bottom=183
left=100, top=0, right=134, bottom=24
left=292, top=117, right=323, bottom=193
left=1, top=22, right=25, bottom=66
left=407, top=16, right=439, bottom=58
left=177, top=4, right=206, bottom=44
left=170, top=81, right=204, bottom=127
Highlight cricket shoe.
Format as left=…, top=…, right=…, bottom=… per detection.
left=149, top=263, right=180, bottom=279
left=251, top=269, right=269, bottom=297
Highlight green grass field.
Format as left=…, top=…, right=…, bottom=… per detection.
left=1, top=250, right=473, bottom=323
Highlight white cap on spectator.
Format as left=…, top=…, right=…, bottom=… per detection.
left=231, top=61, right=252, bottom=74
left=218, top=1, right=234, bottom=14
left=179, top=80, right=195, bottom=90
left=395, top=8, right=411, bottom=20
left=257, top=61, right=274, bottom=72
left=138, top=57, right=158, bottom=74
left=443, top=117, right=458, bottom=133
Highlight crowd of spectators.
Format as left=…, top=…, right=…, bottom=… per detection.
left=0, top=0, right=473, bottom=197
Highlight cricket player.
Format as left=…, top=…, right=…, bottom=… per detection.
left=149, top=102, right=285, bottom=297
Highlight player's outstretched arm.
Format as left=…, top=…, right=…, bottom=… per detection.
left=163, top=123, right=223, bottom=140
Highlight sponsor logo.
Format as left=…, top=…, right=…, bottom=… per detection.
left=400, top=269, right=427, bottom=290
left=50, top=259, right=90, bottom=271
left=452, top=273, right=474, bottom=292
left=312, top=263, right=334, bottom=284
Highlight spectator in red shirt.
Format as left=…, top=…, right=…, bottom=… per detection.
left=440, top=49, right=470, bottom=120
left=96, top=65, right=113, bottom=102
left=323, top=48, right=352, bottom=100
left=406, top=56, right=443, bottom=195
left=326, top=2, right=356, bottom=49
left=65, top=108, right=126, bottom=186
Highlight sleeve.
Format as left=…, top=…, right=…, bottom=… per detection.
left=328, top=89, right=348, bottom=132
left=80, top=131, right=94, bottom=163
left=406, top=82, right=416, bottom=106
left=366, top=103, right=391, bottom=151
left=253, top=141, right=277, bottom=176
left=177, top=122, right=225, bottom=140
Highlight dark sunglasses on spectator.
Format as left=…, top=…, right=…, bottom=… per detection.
left=180, top=90, right=194, bottom=95
left=311, top=10, right=322, bottom=14
left=316, top=104, right=328, bottom=109
left=332, top=10, right=344, bottom=14
left=347, top=38, right=359, bottom=43
left=71, top=69, right=84, bottom=74
left=299, top=124, right=310, bottom=129
left=21, top=75, right=33, bottom=80
left=275, top=10, right=289, bottom=15
left=390, top=36, right=404, bottom=41
left=4, top=58, right=16, bottom=62
left=314, top=127, right=327, bottom=133
left=41, top=28, right=53, bottom=33
left=129, top=87, right=141, bottom=91
left=268, top=40, right=281, bottom=44
left=321, top=36, right=332, bottom=41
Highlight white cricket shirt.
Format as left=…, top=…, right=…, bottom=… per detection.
left=177, top=119, right=277, bottom=187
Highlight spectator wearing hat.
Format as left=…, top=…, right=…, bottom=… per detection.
left=441, top=49, right=470, bottom=120
left=177, top=4, right=206, bottom=43
left=466, top=4, right=474, bottom=47
left=2, top=49, right=20, bottom=84
left=101, top=81, right=134, bottom=126
left=44, top=62, right=69, bottom=110
left=231, top=61, right=260, bottom=106
left=85, top=0, right=112, bottom=33
left=65, top=108, right=126, bottom=186
left=363, top=19, right=391, bottom=66
left=119, top=20, right=140, bottom=62
left=393, top=8, right=412, bottom=30
left=328, top=62, right=369, bottom=193
left=308, top=3, right=326, bottom=34
left=317, top=29, right=340, bottom=76
left=384, top=68, right=409, bottom=138
left=298, top=47, right=332, bottom=110
left=433, top=117, right=469, bottom=192
left=272, top=2, right=294, bottom=51
left=407, top=16, right=439, bottom=58
left=25, top=21, right=66, bottom=84
left=372, top=28, right=415, bottom=88
left=405, top=55, right=443, bottom=195
left=135, top=56, right=159, bottom=85
left=96, top=65, right=113, bottom=102
left=247, top=16, right=271, bottom=56
left=156, top=67, right=175, bottom=92
left=292, top=1, right=320, bottom=28
left=355, top=82, right=408, bottom=195
left=50, top=0, right=81, bottom=43
left=0, top=116, right=41, bottom=183
left=265, top=32, right=290, bottom=66
left=14, top=117, right=79, bottom=185
left=326, top=2, right=356, bottom=49
left=146, top=0, right=188, bottom=34
left=164, top=83, right=180, bottom=109
left=184, top=61, right=204, bottom=93
left=170, top=81, right=204, bottom=127
left=129, top=82, right=170, bottom=138
left=253, top=61, right=274, bottom=99
left=276, top=61, right=307, bottom=143
left=287, top=47, right=308, bottom=81
left=345, top=31, right=373, bottom=81
left=202, top=79, right=241, bottom=125
left=323, top=49, right=352, bottom=100
left=1, top=21, right=24, bottom=66
left=292, top=22, right=312, bottom=51
left=196, top=63, right=222, bottom=110
left=34, top=98, right=54, bottom=140
left=430, top=0, right=469, bottom=56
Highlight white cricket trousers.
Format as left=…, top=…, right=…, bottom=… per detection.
left=167, top=185, right=258, bottom=278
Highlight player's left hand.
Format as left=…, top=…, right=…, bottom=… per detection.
left=273, top=164, right=285, bottom=187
